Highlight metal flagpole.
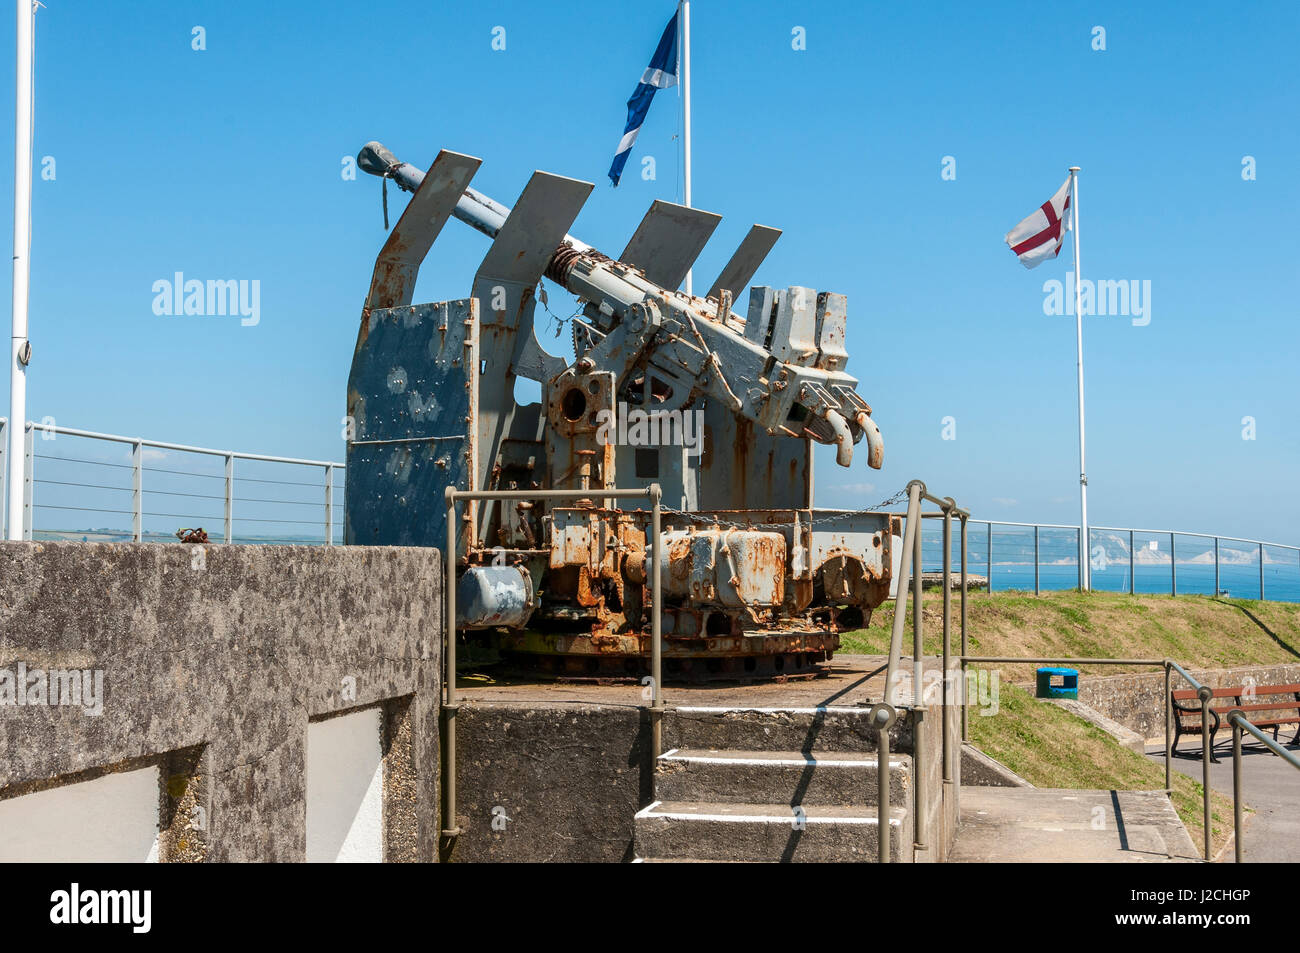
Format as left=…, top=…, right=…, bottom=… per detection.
left=8, top=0, right=35, bottom=542
left=1069, top=166, right=1089, bottom=590
left=680, top=0, right=692, bottom=295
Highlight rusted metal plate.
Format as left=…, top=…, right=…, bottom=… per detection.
left=619, top=200, right=721, bottom=290
left=363, top=150, right=481, bottom=319
left=707, top=224, right=782, bottom=303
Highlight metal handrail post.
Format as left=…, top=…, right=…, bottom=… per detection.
left=1259, top=542, right=1265, bottom=599
left=870, top=703, right=897, bottom=863
left=1077, top=527, right=1082, bottom=590
left=224, top=454, right=234, bottom=544
left=442, top=488, right=459, bottom=860
left=1232, top=716, right=1243, bottom=863
left=1033, top=524, right=1039, bottom=595
left=1200, top=690, right=1212, bottom=860
left=912, top=503, right=926, bottom=855
left=986, top=522, right=992, bottom=592
left=1170, top=657, right=1180, bottom=790
left=650, top=484, right=663, bottom=763
left=941, top=500, right=953, bottom=789
left=323, top=464, right=334, bottom=546
left=1129, top=529, right=1135, bottom=595
left=1171, top=532, right=1176, bottom=597
left=884, top=482, right=922, bottom=705
left=131, top=440, right=143, bottom=542
left=1214, top=537, right=1220, bottom=596
left=960, top=515, right=969, bottom=743
left=22, top=425, right=32, bottom=540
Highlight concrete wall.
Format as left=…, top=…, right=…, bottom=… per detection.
left=0, top=541, right=440, bottom=862
left=454, top=702, right=651, bottom=862
left=1074, top=662, right=1300, bottom=741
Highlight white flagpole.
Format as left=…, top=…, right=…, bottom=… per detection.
left=680, top=0, right=692, bottom=295
left=1069, top=166, right=1089, bottom=590
left=8, top=0, right=34, bottom=541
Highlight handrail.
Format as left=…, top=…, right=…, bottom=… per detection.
left=441, top=484, right=663, bottom=863
left=1227, top=709, right=1300, bottom=863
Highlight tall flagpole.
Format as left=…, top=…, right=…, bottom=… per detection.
left=680, top=0, right=692, bottom=295
left=1069, top=166, right=1089, bottom=590
left=8, top=0, right=34, bottom=541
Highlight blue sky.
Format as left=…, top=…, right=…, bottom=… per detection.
left=1, top=0, right=1296, bottom=541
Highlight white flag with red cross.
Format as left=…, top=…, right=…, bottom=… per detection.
left=1004, top=176, right=1072, bottom=268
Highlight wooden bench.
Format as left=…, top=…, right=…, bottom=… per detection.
left=1171, top=683, right=1300, bottom=761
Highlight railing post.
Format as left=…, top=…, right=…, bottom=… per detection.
left=1129, top=529, right=1135, bottom=595
left=1077, top=526, right=1082, bottom=590
left=650, top=484, right=663, bottom=763
left=1171, top=532, right=1176, bottom=597
left=0, top=419, right=6, bottom=540
left=22, top=424, right=33, bottom=541
left=960, top=515, right=969, bottom=743
left=1170, top=657, right=1180, bottom=790
left=1033, top=523, right=1039, bottom=596
left=224, top=454, right=233, bottom=544
left=885, top=482, right=923, bottom=706
left=323, top=464, right=334, bottom=546
left=131, top=440, right=143, bottom=542
left=1200, top=688, right=1212, bottom=861
left=1259, top=542, right=1265, bottom=600
left=441, top=488, right=459, bottom=860
left=912, top=510, right=926, bottom=856
left=1232, top=714, right=1243, bottom=863
left=1214, top=537, right=1220, bottom=596
left=986, top=522, right=992, bottom=593
left=942, top=502, right=953, bottom=793
left=870, top=703, right=897, bottom=863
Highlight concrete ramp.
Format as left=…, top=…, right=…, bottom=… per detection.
left=949, top=788, right=1199, bottom=863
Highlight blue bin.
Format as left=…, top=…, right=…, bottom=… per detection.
left=1036, top=666, right=1078, bottom=699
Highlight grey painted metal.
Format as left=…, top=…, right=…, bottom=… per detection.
left=650, top=484, right=663, bottom=767
left=619, top=200, right=721, bottom=290
left=224, top=454, right=234, bottom=544
left=25, top=422, right=341, bottom=467
left=706, top=224, right=782, bottom=302
left=1201, top=697, right=1212, bottom=860
left=323, top=464, right=334, bottom=546
left=870, top=703, right=898, bottom=863
left=942, top=502, right=953, bottom=788
left=1171, top=532, right=1177, bottom=597
left=912, top=504, right=925, bottom=853
left=962, top=655, right=1166, bottom=666
left=456, top=565, right=534, bottom=628
left=1077, top=527, right=1082, bottom=590
left=1232, top=718, right=1243, bottom=863
left=132, top=440, right=142, bottom=542
left=1165, top=663, right=1172, bottom=795
left=21, top=425, right=31, bottom=540
left=885, top=482, right=922, bottom=706
left=1214, top=537, right=1220, bottom=595
left=1260, top=542, right=1265, bottom=599
left=1033, top=524, right=1039, bottom=595
left=1228, top=710, right=1300, bottom=770
left=1130, top=529, right=1135, bottom=595
left=987, top=522, right=992, bottom=592
left=960, top=515, right=969, bottom=744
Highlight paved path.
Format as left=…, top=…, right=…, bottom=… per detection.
left=949, top=787, right=1198, bottom=862
left=1152, top=736, right=1300, bottom=863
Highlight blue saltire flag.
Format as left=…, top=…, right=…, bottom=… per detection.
left=608, top=11, right=679, bottom=186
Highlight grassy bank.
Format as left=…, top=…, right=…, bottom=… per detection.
left=841, top=590, right=1291, bottom=858
left=970, top=682, right=1235, bottom=858
left=842, top=589, right=1300, bottom=680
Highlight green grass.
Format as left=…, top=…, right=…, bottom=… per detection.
left=842, top=588, right=1300, bottom=680
left=969, top=682, right=1235, bottom=858
left=842, top=590, right=1290, bottom=858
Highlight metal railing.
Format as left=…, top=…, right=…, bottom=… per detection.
left=440, top=484, right=663, bottom=862
left=958, top=652, right=1299, bottom=862
left=0, top=419, right=344, bottom=545
left=917, top=518, right=1300, bottom=602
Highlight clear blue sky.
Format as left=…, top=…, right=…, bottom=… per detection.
left=1, top=0, right=1296, bottom=541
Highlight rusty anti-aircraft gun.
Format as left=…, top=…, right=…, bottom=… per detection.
left=346, top=142, right=896, bottom=679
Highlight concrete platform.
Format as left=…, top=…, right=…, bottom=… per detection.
left=949, top=787, right=1199, bottom=863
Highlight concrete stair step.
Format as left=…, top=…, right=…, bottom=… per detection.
left=663, top=705, right=912, bottom=755
left=634, top=799, right=909, bottom=863
left=655, top=748, right=911, bottom=806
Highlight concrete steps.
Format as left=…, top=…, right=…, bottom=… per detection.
left=655, top=748, right=911, bottom=806
left=635, top=800, right=908, bottom=863
left=635, top=705, right=916, bottom=862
